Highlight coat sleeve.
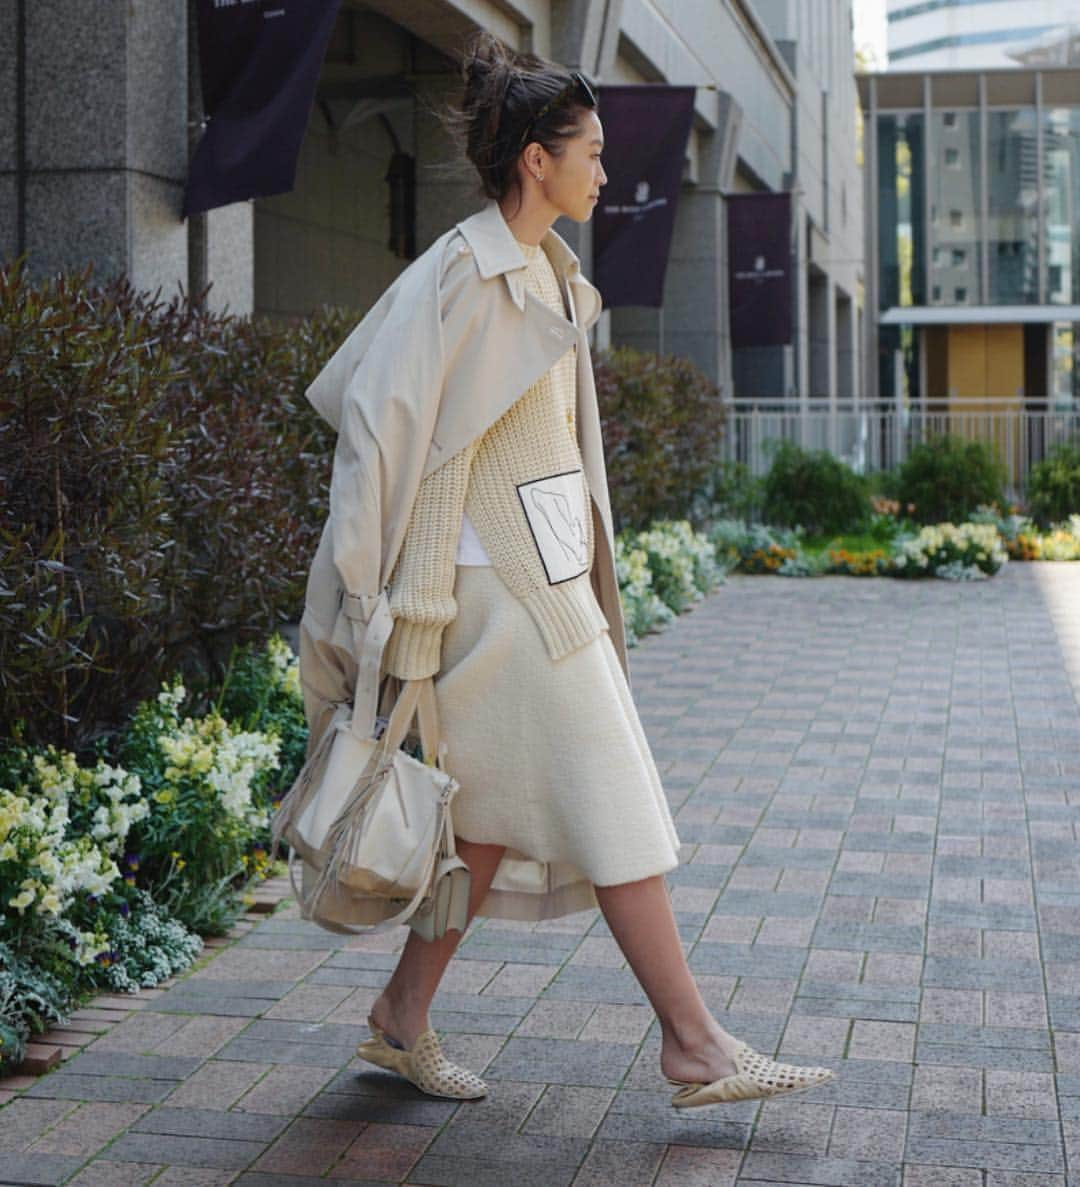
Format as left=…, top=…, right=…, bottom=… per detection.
left=381, top=438, right=480, bottom=680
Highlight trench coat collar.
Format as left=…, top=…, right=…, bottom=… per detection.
left=456, top=200, right=602, bottom=330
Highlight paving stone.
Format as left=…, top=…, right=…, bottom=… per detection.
left=828, top=1106, right=906, bottom=1161
left=986, top=1070, right=1060, bottom=1119
left=653, top=1144, right=741, bottom=1187
left=331, top=1120, right=434, bottom=1181
left=517, top=1000, right=594, bottom=1039
left=251, top=1116, right=364, bottom=1176
left=903, top=1168, right=983, bottom=1186
left=750, top=1100, right=834, bottom=1155
left=130, top=1106, right=287, bottom=1141
left=60, top=1051, right=202, bottom=1080
left=923, top=957, right=1044, bottom=992
left=910, top=1111, right=1060, bottom=1147
left=904, top=1136, right=1065, bottom=1174
left=151, top=1014, right=249, bottom=1057
left=62, top=1159, right=161, bottom=1186
left=570, top=1138, right=665, bottom=1185
left=544, top=967, right=650, bottom=1005
left=214, top=1036, right=354, bottom=1068
left=483, top=1037, right=636, bottom=1088
left=27, top=1101, right=148, bottom=1157
left=522, top=1085, right=614, bottom=1138
left=106, top=1129, right=269, bottom=1169
left=161, top=1059, right=269, bottom=1110
left=87, top=1011, right=188, bottom=1053
left=22, top=1072, right=176, bottom=1103
left=739, top=1150, right=901, bottom=1186
left=0, top=1153, right=86, bottom=1185
left=233, top=1063, right=337, bottom=1116
left=0, top=1098, right=77, bottom=1151
left=911, top=1064, right=983, bottom=1113
left=407, top=1153, right=577, bottom=1186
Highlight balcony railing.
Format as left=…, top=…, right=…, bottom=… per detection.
left=721, top=398, right=1080, bottom=495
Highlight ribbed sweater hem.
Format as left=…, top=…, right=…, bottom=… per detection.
left=520, top=575, right=609, bottom=661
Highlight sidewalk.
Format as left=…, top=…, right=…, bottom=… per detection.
left=2, top=563, right=1079, bottom=1187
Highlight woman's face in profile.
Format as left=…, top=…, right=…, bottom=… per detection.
left=545, top=109, right=607, bottom=223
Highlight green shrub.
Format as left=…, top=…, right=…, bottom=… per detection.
left=896, top=435, right=1006, bottom=525
left=691, top=460, right=764, bottom=525
left=595, top=347, right=726, bottom=533
left=1026, top=439, right=1080, bottom=528
left=0, top=258, right=350, bottom=753
left=761, top=441, right=870, bottom=536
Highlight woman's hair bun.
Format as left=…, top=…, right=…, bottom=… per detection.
left=450, top=30, right=591, bottom=205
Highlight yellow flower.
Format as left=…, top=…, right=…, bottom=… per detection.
left=154, top=789, right=175, bottom=805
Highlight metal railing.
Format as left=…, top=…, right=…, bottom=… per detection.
left=721, top=398, right=1080, bottom=494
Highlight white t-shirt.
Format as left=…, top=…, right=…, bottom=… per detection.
left=456, top=508, right=492, bottom=565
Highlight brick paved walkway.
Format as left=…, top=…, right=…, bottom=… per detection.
left=3, top=563, right=1080, bottom=1187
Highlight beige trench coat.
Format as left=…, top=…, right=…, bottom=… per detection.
left=296, top=200, right=628, bottom=922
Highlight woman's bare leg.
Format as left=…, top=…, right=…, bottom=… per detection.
left=594, top=874, right=739, bottom=1083
left=371, top=858, right=740, bottom=1081
left=369, top=838, right=506, bottom=1048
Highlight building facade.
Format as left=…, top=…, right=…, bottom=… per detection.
left=887, top=0, right=1080, bottom=71
left=859, top=66, right=1080, bottom=427
left=4, top=0, right=863, bottom=407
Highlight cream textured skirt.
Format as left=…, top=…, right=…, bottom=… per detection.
left=433, top=565, right=681, bottom=922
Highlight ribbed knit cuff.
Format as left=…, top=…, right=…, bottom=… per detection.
left=382, top=619, right=444, bottom=680
left=521, top=576, right=609, bottom=662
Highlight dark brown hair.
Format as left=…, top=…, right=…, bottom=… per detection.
left=443, top=31, right=598, bottom=213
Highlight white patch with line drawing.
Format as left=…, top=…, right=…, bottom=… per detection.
left=516, top=469, right=590, bottom=585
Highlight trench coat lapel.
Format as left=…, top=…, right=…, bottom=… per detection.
left=423, top=202, right=601, bottom=480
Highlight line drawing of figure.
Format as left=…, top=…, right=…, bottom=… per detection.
left=530, top=484, right=588, bottom=568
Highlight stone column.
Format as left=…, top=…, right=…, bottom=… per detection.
left=4, top=0, right=252, bottom=311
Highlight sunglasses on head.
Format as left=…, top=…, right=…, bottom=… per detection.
left=518, top=71, right=597, bottom=149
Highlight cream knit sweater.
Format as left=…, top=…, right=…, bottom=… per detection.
left=382, top=239, right=608, bottom=680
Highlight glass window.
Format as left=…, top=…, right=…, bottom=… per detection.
left=878, top=113, right=925, bottom=308
left=930, top=112, right=980, bottom=309
left=1052, top=323, right=1078, bottom=408
left=945, top=147, right=960, bottom=167
left=1043, top=108, right=1080, bottom=306
left=987, top=109, right=1039, bottom=304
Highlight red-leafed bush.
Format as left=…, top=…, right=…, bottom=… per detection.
left=0, top=258, right=353, bottom=751
left=594, top=346, right=726, bottom=533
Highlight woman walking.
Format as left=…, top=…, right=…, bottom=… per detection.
left=299, top=31, right=833, bottom=1110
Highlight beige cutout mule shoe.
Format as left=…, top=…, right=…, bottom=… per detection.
left=667, top=1041, right=833, bottom=1108
left=355, top=1015, right=488, bottom=1100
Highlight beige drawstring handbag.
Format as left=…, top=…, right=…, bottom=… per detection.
left=271, top=671, right=471, bottom=940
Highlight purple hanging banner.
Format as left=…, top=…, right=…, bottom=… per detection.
left=727, top=192, right=793, bottom=348
left=183, top=0, right=342, bottom=217
left=593, top=85, right=696, bottom=308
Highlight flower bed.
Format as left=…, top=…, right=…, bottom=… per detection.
left=616, top=520, right=725, bottom=644
left=0, top=636, right=306, bottom=1076
left=706, top=515, right=1014, bottom=580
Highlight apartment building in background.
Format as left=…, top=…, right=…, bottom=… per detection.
left=887, top=0, right=1080, bottom=71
